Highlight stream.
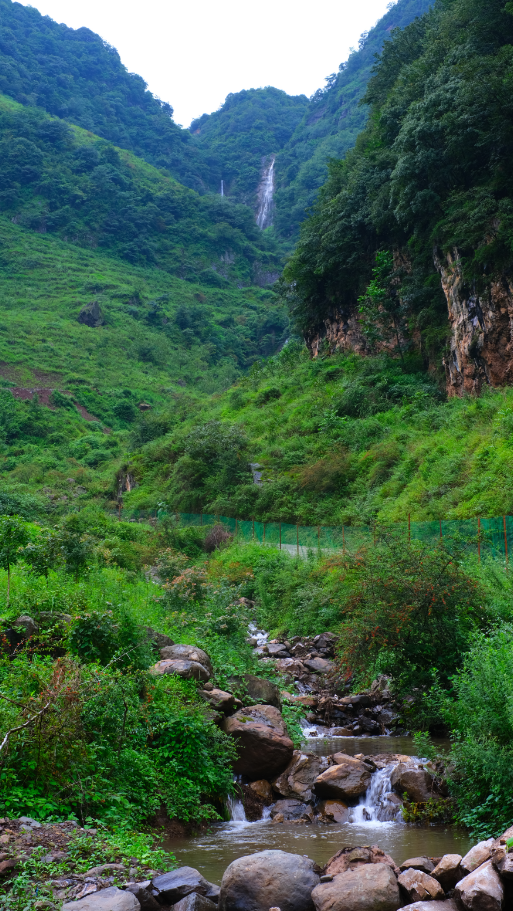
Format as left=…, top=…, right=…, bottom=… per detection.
left=164, top=735, right=474, bottom=884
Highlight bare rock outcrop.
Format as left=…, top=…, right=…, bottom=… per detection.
left=222, top=705, right=294, bottom=779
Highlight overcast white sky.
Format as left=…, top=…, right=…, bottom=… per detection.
left=19, top=0, right=395, bottom=127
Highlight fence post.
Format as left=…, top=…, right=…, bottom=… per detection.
left=279, top=523, right=282, bottom=551
left=252, top=516, right=255, bottom=540
left=201, top=513, right=203, bottom=526
left=236, top=517, right=238, bottom=537
left=504, top=515, right=509, bottom=565
left=408, top=513, right=411, bottom=543
left=297, top=523, right=299, bottom=557
left=478, top=517, right=481, bottom=563
left=263, top=523, right=266, bottom=544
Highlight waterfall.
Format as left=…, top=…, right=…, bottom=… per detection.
left=226, top=794, right=247, bottom=823
left=349, top=765, right=403, bottom=824
left=256, top=156, right=275, bottom=230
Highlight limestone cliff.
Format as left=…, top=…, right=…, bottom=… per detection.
left=435, top=249, right=513, bottom=397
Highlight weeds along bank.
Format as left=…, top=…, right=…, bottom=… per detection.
left=2, top=508, right=513, bottom=845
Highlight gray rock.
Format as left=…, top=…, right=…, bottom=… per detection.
left=390, top=765, right=439, bottom=803
left=492, top=846, right=513, bottom=879
left=14, top=615, right=39, bottom=637
left=399, top=903, right=459, bottom=911
left=151, top=867, right=213, bottom=905
left=315, top=800, right=349, bottom=823
left=431, top=854, right=463, bottom=890
left=314, top=758, right=371, bottom=800
left=242, top=674, right=281, bottom=708
left=199, top=688, right=238, bottom=714
left=270, top=799, right=314, bottom=822
left=150, top=659, right=210, bottom=682
left=460, top=840, right=495, bottom=874
left=272, top=750, right=328, bottom=802
left=303, top=658, right=334, bottom=674
left=160, top=644, right=213, bottom=675
left=144, top=628, right=175, bottom=650
left=62, top=887, right=139, bottom=911
left=454, top=860, right=503, bottom=911
left=78, top=300, right=104, bottom=328
left=267, top=643, right=291, bottom=658
left=222, top=705, right=293, bottom=779
left=174, top=894, right=219, bottom=911
left=397, top=869, right=444, bottom=903
left=219, top=850, right=319, bottom=911
left=124, top=881, right=161, bottom=911
left=312, top=863, right=401, bottom=911
left=18, top=816, right=42, bottom=828
left=399, top=858, right=435, bottom=875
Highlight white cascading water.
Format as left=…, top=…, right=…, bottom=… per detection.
left=248, top=622, right=268, bottom=646
left=226, top=794, right=248, bottom=823
left=256, top=157, right=275, bottom=230
left=350, top=765, right=403, bottom=824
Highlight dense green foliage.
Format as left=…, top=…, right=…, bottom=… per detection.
left=190, top=88, right=308, bottom=208
left=0, top=0, right=209, bottom=191
left=285, top=0, right=513, bottom=357
left=274, top=0, right=433, bottom=238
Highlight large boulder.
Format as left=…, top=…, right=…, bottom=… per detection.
left=219, top=850, right=319, bottom=911
left=62, top=888, right=139, bottom=911
left=272, top=750, right=328, bottom=801
left=399, top=859, right=435, bottom=875
left=312, top=863, right=401, bottom=911
left=242, top=674, right=281, bottom=708
left=461, top=840, right=495, bottom=875
left=390, top=764, right=439, bottom=803
left=492, top=845, right=513, bottom=879
left=454, top=860, right=503, bottom=911
left=316, top=800, right=349, bottom=823
left=270, top=799, right=315, bottom=822
left=314, top=758, right=371, bottom=800
left=397, top=869, right=444, bottom=903
left=431, top=854, right=464, bottom=890
left=399, top=903, right=459, bottom=911
left=174, top=895, right=219, bottom=911
left=160, top=644, right=213, bottom=675
left=200, top=688, right=239, bottom=714
left=150, top=867, right=218, bottom=905
left=150, top=658, right=210, bottom=682
left=304, top=657, right=334, bottom=674
left=222, top=705, right=293, bottom=779
left=144, top=627, right=175, bottom=650
left=323, top=847, right=399, bottom=879
left=78, top=300, right=104, bottom=327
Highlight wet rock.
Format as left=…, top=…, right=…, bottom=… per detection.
left=160, top=644, right=213, bottom=676
left=431, top=854, right=464, bottom=890
left=312, top=863, right=400, bottom=911
left=460, top=839, right=495, bottom=874
left=492, top=846, right=513, bottom=879
left=174, top=894, right=219, bottom=911
left=274, top=659, right=307, bottom=681
left=270, top=799, right=314, bottom=822
left=272, top=750, right=328, bottom=802
left=150, top=866, right=213, bottom=904
left=399, top=858, right=435, bottom=875
left=150, top=658, right=210, bottom=682
left=314, top=758, right=371, bottom=800
left=390, top=765, right=439, bottom=803
left=455, top=859, right=503, bottom=911
left=248, top=779, right=273, bottom=801
left=397, top=869, right=444, bottom=903
left=62, top=888, right=139, bottom=910
left=219, top=850, right=319, bottom=911
left=242, top=674, right=281, bottom=708
left=222, top=705, right=294, bottom=779
left=124, top=882, right=161, bottom=911
left=267, top=643, right=291, bottom=658
left=316, top=800, right=349, bottom=823
left=329, top=727, right=354, bottom=737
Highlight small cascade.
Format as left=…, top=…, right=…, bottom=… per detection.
left=256, top=156, right=275, bottom=230
left=248, top=622, right=268, bottom=647
left=350, top=765, right=403, bottom=824
left=226, top=794, right=248, bottom=823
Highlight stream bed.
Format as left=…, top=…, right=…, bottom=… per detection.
left=165, top=736, right=474, bottom=884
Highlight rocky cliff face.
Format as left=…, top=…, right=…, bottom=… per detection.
left=305, top=309, right=367, bottom=358
left=435, top=249, right=513, bottom=397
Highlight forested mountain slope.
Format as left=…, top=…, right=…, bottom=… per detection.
left=285, top=0, right=513, bottom=398
left=189, top=88, right=308, bottom=208
left=0, top=0, right=210, bottom=190
left=274, top=0, right=434, bottom=238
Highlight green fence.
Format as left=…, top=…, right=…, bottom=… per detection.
left=112, top=508, right=513, bottom=562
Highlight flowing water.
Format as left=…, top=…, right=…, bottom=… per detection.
left=256, top=157, right=275, bottom=229
left=164, top=735, right=474, bottom=884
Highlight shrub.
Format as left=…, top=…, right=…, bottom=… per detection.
left=204, top=524, right=232, bottom=553
left=256, top=386, right=281, bottom=406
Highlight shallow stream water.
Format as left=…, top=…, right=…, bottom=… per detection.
left=164, top=735, right=474, bottom=884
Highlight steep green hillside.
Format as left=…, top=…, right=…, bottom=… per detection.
left=190, top=88, right=308, bottom=208
left=0, top=93, right=283, bottom=286
left=0, top=0, right=211, bottom=191
left=274, top=0, right=433, bottom=238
